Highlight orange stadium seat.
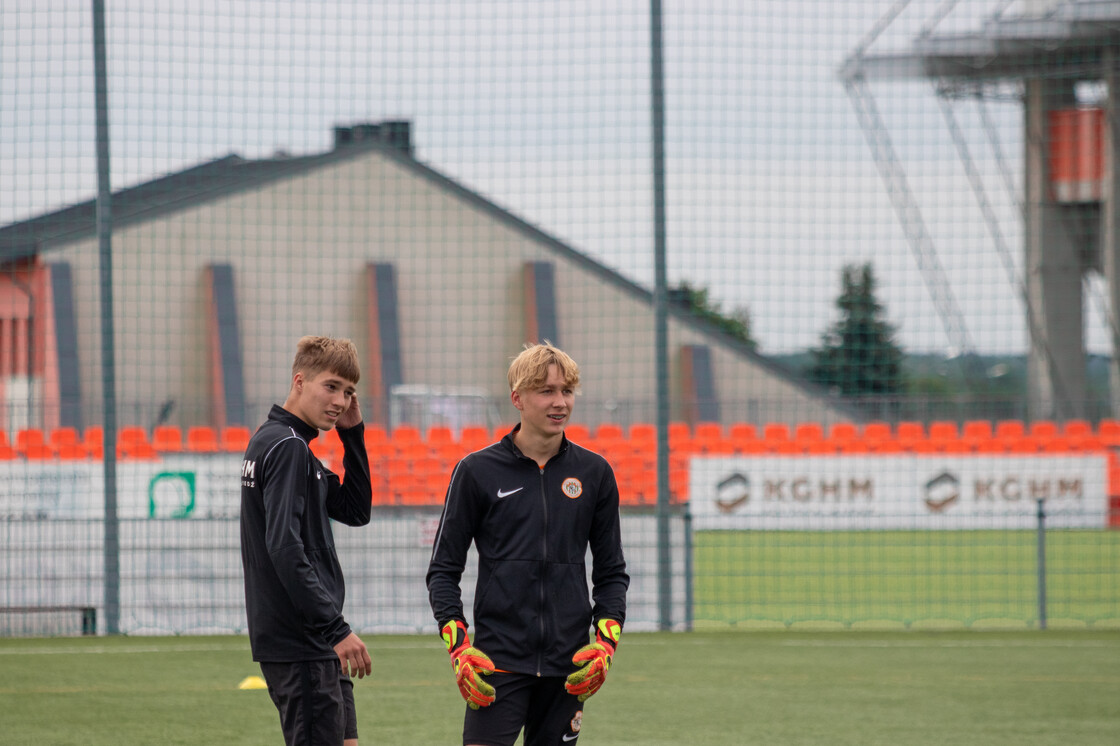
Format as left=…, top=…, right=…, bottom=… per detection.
left=871, top=438, right=905, bottom=453
left=412, top=456, right=445, bottom=477
left=118, top=441, right=159, bottom=460
left=152, top=425, right=184, bottom=453
left=391, top=425, right=423, bottom=447
left=762, top=422, right=790, bottom=442
left=563, top=423, right=590, bottom=444
left=593, top=423, right=625, bottom=452
left=995, top=420, right=1026, bottom=439
left=459, top=426, right=492, bottom=452
left=56, top=443, right=89, bottom=461
left=426, top=426, right=455, bottom=448
left=366, top=437, right=396, bottom=462
left=693, top=422, right=724, bottom=442
left=728, top=422, right=758, bottom=442
left=220, top=425, right=251, bottom=453
left=827, top=422, right=859, bottom=443
left=118, top=425, right=149, bottom=446
left=1029, top=420, right=1059, bottom=438
left=895, top=421, right=925, bottom=449
left=927, top=421, right=959, bottom=441
left=16, top=428, right=47, bottom=454
left=962, top=420, right=993, bottom=438
left=961, top=420, right=993, bottom=449
left=837, top=438, right=871, bottom=454
left=49, top=427, right=81, bottom=450
left=396, top=441, right=432, bottom=460
left=762, top=423, right=791, bottom=452
left=23, top=443, right=55, bottom=460
left=83, top=426, right=104, bottom=459
left=492, top=423, right=517, bottom=441
left=422, top=471, right=449, bottom=499
left=311, top=429, right=342, bottom=461
left=861, top=421, right=892, bottom=444
left=433, top=441, right=467, bottom=465
left=669, top=468, right=690, bottom=503
left=186, top=426, right=219, bottom=453
left=794, top=422, right=825, bottom=444
left=362, top=424, right=389, bottom=447
left=729, top=423, right=763, bottom=454
left=1062, top=419, right=1092, bottom=437
left=1098, top=418, right=1120, bottom=447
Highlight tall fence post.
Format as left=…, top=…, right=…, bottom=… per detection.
left=1036, top=496, right=1047, bottom=631
left=92, top=0, right=120, bottom=635
left=649, top=0, right=673, bottom=632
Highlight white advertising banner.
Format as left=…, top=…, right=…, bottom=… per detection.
left=0, top=455, right=243, bottom=520
left=689, top=454, right=1109, bottom=530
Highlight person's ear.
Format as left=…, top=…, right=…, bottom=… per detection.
left=511, top=390, right=524, bottom=411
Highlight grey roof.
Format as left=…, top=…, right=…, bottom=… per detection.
left=0, top=148, right=363, bottom=261
left=841, top=0, right=1120, bottom=83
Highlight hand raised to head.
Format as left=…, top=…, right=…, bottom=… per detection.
left=336, top=394, right=362, bottom=430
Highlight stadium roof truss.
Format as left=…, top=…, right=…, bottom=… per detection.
left=838, top=0, right=1120, bottom=417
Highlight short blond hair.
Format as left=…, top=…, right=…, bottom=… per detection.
left=291, top=336, right=361, bottom=384
left=507, top=342, right=580, bottom=393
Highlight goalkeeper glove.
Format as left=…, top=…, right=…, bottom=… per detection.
left=440, top=619, right=495, bottom=709
left=565, top=618, right=621, bottom=702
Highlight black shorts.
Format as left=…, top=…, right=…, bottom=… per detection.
left=462, top=672, right=585, bottom=746
left=260, top=659, right=358, bottom=745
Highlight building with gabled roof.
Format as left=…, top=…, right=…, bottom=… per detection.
left=0, top=121, right=846, bottom=434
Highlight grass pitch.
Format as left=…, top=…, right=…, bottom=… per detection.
left=2, top=630, right=1118, bottom=745
left=694, top=529, right=1120, bottom=629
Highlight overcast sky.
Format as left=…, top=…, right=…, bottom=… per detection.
left=3, top=1, right=1109, bottom=357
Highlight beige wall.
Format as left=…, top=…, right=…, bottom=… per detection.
left=49, top=149, right=844, bottom=429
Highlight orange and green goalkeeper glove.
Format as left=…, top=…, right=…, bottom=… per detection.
left=441, top=619, right=495, bottom=709
left=564, top=618, right=621, bottom=702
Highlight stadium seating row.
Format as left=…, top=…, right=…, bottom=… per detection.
left=0, top=425, right=251, bottom=461
left=4, top=417, right=1118, bottom=462
left=3, top=420, right=1120, bottom=515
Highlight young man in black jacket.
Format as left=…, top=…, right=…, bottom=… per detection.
left=241, top=336, right=373, bottom=746
left=427, top=343, right=630, bottom=746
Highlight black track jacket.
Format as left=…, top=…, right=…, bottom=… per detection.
left=240, top=405, right=371, bottom=662
left=426, top=427, right=629, bottom=677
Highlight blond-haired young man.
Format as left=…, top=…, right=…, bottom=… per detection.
left=427, top=343, right=630, bottom=746
left=241, top=336, right=373, bottom=745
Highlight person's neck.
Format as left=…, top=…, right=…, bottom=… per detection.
left=514, top=428, right=562, bottom=467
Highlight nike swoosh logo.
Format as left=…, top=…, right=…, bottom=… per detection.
left=562, top=734, right=579, bottom=743
left=497, top=487, right=524, bottom=498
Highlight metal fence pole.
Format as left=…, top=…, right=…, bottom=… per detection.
left=92, top=0, right=120, bottom=635
left=649, top=0, right=672, bottom=632
left=1036, top=497, right=1047, bottom=631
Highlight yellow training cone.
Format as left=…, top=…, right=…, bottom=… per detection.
left=238, top=675, right=268, bottom=690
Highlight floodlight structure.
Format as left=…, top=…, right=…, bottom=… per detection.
left=840, top=0, right=1120, bottom=420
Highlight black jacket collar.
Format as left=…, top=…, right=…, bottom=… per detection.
left=267, top=404, right=319, bottom=443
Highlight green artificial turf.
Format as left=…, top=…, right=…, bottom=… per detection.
left=2, top=630, right=1118, bottom=745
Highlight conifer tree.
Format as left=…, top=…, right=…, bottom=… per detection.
left=809, top=263, right=904, bottom=396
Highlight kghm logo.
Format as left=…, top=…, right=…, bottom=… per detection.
left=242, top=459, right=256, bottom=489
left=715, top=473, right=749, bottom=514
left=924, top=471, right=960, bottom=513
